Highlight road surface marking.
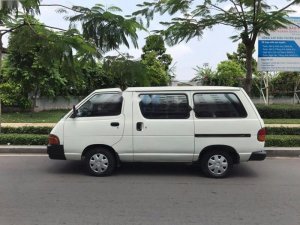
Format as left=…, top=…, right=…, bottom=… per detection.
left=0, top=154, right=48, bottom=157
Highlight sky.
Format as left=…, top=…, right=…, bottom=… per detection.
left=5, top=0, right=300, bottom=81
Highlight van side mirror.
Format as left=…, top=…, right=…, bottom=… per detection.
left=72, top=105, right=77, bottom=118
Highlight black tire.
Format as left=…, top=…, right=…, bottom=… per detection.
left=200, top=150, right=233, bottom=178
left=84, top=148, right=116, bottom=176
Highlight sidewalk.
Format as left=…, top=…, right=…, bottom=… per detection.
left=0, top=145, right=299, bottom=157
left=265, top=124, right=300, bottom=128
left=1, top=123, right=56, bottom=127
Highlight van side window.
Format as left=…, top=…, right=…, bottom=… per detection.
left=193, top=93, right=247, bottom=118
left=77, top=93, right=122, bottom=117
left=139, top=94, right=190, bottom=119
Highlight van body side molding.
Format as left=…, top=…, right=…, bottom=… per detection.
left=195, top=134, right=251, bottom=138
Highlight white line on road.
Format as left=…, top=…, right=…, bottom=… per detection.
left=0, top=154, right=48, bottom=157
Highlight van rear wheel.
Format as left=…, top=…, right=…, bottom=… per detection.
left=201, top=150, right=233, bottom=178
left=85, top=148, right=116, bottom=176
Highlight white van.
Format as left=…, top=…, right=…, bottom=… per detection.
left=47, top=86, right=266, bottom=178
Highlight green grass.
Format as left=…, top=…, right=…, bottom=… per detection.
left=264, top=119, right=300, bottom=124
left=0, top=110, right=68, bottom=123
left=0, top=109, right=299, bottom=124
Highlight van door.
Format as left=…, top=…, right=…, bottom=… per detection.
left=132, top=92, right=194, bottom=162
left=63, top=92, right=125, bottom=159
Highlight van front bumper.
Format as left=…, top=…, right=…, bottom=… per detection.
left=47, top=145, right=66, bottom=160
left=249, top=150, right=267, bottom=161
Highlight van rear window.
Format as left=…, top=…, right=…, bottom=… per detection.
left=193, top=93, right=247, bottom=118
left=139, top=94, right=190, bottom=119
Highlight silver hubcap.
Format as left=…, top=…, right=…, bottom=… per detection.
left=208, top=155, right=228, bottom=175
left=89, top=153, right=109, bottom=173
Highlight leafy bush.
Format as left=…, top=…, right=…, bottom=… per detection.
left=256, top=104, right=300, bottom=119
left=2, top=126, right=52, bottom=135
left=0, top=134, right=48, bottom=145
left=0, top=132, right=299, bottom=147
left=267, top=127, right=300, bottom=135
left=265, top=135, right=300, bottom=147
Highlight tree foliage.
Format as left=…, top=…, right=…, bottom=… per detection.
left=195, top=61, right=245, bottom=87
left=102, top=55, right=149, bottom=90
left=271, top=72, right=300, bottom=96
left=194, top=65, right=216, bottom=86
left=141, top=35, right=172, bottom=86
left=216, top=61, right=245, bottom=86
left=0, top=2, right=147, bottom=111
left=0, top=79, right=31, bottom=108
left=1, top=19, right=96, bottom=109
left=69, top=4, right=145, bottom=54
left=227, top=43, right=257, bottom=74
left=134, top=0, right=300, bottom=94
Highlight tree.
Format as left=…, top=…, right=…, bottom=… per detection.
left=216, top=61, right=245, bottom=86
left=68, top=4, right=145, bottom=55
left=102, top=55, right=149, bottom=90
left=227, top=43, right=257, bottom=75
left=1, top=2, right=146, bottom=109
left=194, top=61, right=244, bottom=86
left=141, top=35, right=172, bottom=85
left=271, top=72, right=300, bottom=96
left=0, top=0, right=41, bottom=66
left=74, top=62, right=114, bottom=96
left=134, top=0, right=300, bottom=94
left=194, top=65, right=216, bottom=86
left=142, top=34, right=172, bottom=71
left=2, top=19, right=96, bottom=110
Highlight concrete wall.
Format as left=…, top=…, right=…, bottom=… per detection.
left=34, top=96, right=82, bottom=112
left=251, top=97, right=299, bottom=105
left=33, top=96, right=299, bottom=112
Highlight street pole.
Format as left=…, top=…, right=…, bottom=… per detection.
left=266, top=72, right=269, bottom=105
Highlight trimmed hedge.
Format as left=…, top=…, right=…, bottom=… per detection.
left=256, top=104, right=300, bottom=119
left=265, top=135, right=300, bottom=147
left=1, top=126, right=52, bottom=135
left=0, top=133, right=299, bottom=147
left=0, top=134, right=48, bottom=145
left=267, top=127, right=300, bottom=135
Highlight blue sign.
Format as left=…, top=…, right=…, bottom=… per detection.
left=258, top=17, right=300, bottom=72
left=258, top=40, right=300, bottom=57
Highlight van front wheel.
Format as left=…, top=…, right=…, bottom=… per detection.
left=85, top=148, right=116, bottom=176
left=201, top=150, right=233, bottom=178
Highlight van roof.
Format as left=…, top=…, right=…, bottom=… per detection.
left=125, top=86, right=242, bottom=92
left=93, top=86, right=242, bottom=93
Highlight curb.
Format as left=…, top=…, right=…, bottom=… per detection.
left=0, top=146, right=46, bottom=154
left=0, top=146, right=299, bottom=157
left=265, top=147, right=300, bottom=157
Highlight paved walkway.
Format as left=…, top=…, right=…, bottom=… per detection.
left=265, top=124, right=300, bottom=127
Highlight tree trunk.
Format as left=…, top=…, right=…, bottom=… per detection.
left=31, top=85, right=39, bottom=112
left=244, top=45, right=254, bottom=95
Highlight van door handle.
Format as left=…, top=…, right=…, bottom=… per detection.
left=136, top=122, right=143, bottom=131
left=111, top=122, right=119, bottom=127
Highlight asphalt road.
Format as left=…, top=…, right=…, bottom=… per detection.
left=0, top=155, right=299, bottom=225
